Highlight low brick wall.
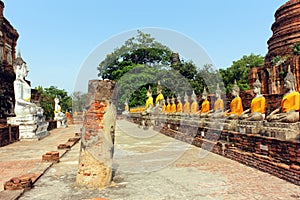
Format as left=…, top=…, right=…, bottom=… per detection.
left=0, top=125, right=19, bottom=147
left=158, top=125, right=300, bottom=186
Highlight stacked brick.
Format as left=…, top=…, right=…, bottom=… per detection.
left=4, top=175, right=33, bottom=190
left=42, top=151, right=59, bottom=162
left=57, top=137, right=80, bottom=149
left=76, top=80, right=116, bottom=189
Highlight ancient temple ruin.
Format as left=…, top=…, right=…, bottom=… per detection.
left=250, top=0, right=300, bottom=94
left=0, top=0, right=19, bottom=122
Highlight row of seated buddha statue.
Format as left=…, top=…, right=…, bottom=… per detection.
left=129, top=65, right=299, bottom=124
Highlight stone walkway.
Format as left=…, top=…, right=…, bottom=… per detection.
left=16, top=120, right=299, bottom=200
left=0, top=124, right=79, bottom=199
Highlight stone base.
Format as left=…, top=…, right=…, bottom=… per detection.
left=7, top=115, right=49, bottom=140
left=56, top=120, right=67, bottom=128
left=18, top=123, right=49, bottom=140
left=238, top=120, right=263, bottom=134
left=260, top=121, right=300, bottom=141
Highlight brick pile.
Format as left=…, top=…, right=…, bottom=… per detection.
left=4, top=175, right=33, bottom=190
left=57, top=137, right=80, bottom=149
left=42, top=151, right=59, bottom=162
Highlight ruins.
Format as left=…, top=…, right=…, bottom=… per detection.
left=250, top=0, right=300, bottom=94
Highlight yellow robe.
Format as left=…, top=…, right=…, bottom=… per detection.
left=156, top=93, right=164, bottom=105
left=250, top=96, right=266, bottom=114
left=176, top=102, right=182, bottom=113
left=170, top=104, right=176, bottom=113
left=214, top=99, right=224, bottom=111
left=281, top=91, right=300, bottom=112
left=145, top=97, right=153, bottom=109
left=190, top=101, right=199, bottom=114
left=166, top=104, right=171, bottom=113
left=227, top=97, right=243, bottom=116
left=183, top=102, right=190, bottom=114
left=162, top=104, right=166, bottom=112
left=200, top=99, right=210, bottom=113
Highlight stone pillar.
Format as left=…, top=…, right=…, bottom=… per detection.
left=76, top=79, right=117, bottom=189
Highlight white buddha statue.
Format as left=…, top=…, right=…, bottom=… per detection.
left=13, top=52, right=43, bottom=117
left=54, top=97, right=66, bottom=127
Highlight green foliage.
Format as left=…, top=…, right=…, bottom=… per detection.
left=98, top=30, right=172, bottom=80
left=35, top=86, right=72, bottom=120
left=72, top=91, right=87, bottom=112
left=290, top=42, right=300, bottom=55
left=219, top=53, right=264, bottom=93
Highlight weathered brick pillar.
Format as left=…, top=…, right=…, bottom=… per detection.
left=76, top=79, right=117, bottom=189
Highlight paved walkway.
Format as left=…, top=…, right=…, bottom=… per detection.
left=0, top=124, right=79, bottom=198
left=16, top=120, right=300, bottom=200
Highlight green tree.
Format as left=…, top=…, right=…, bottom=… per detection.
left=36, top=86, right=72, bottom=120
left=72, top=91, right=88, bottom=112
left=219, top=53, right=264, bottom=93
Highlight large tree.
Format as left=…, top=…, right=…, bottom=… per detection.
left=219, top=53, right=264, bottom=93
left=36, top=86, right=72, bottom=120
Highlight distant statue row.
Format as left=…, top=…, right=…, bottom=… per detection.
left=131, top=65, right=299, bottom=123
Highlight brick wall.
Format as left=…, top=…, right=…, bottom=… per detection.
left=0, top=125, right=19, bottom=147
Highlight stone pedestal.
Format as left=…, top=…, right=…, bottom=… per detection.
left=7, top=115, right=49, bottom=140
left=76, top=80, right=116, bottom=189
left=238, top=120, right=263, bottom=134
left=260, top=121, right=300, bottom=141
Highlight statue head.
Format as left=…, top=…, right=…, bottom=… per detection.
left=166, top=97, right=170, bottom=104
left=157, top=81, right=162, bottom=94
left=191, top=91, right=197, bottom=102
left=202, top=87, right=208, bottom=100
left=13, top=51, right=28, bottom=79
left=177, top=94, right=181, bottom=103
left=253, top=74, right=262, bottom=95
left=284, top=65, right=296, bottom=91
left=147, top=85, right=152, bottom=97
left=232, top=80, right=240, bottom=96
left=215, top=83, right=221, bottom=99
left=171, top=97, right=175, bottom=104
left=184, top=92, right=188, bottom=102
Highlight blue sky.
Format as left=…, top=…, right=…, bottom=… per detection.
left=4, top=0, right=287, bottom=93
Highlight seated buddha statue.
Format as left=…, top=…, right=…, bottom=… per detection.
left=190, top=91, right=199, bottom=114
left=155, top=81, right=164, bottom=106
left=145, top=86, right=154, bottom=112
left=240, top=75, right=266, bottom=121
left=183, top=92, right=190, bottom=114
left=210, top=84, right=225, bottom=118
left=198, top=87, right=210, bottom=118
left=225, top=80, right=243, bottom=119
left=13, top=52, right=43, bottom=117
left=170, top=97, right=176, bottom=113
left=176, top=94, right=183, bottom=113
left=266, top=66, right=300, bottom=123
left=165, top=97, right=171, bottom=113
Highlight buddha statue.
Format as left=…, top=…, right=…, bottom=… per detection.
left=240, top=75, right=266, bottom=121
left=170, top=97, right=176, bottom=113
left=183, top=92, right=190, bottom=114
left=198, top=87, right=210, bottom=118
left=165, top=97, right=171, bottom=113
left=176, top=94, right=183, bottom=113
left=155, top=81, right=164, bottom=106
left=190, top=91, right=199, bottom=114
left=225, top=80, right=243, bottom=119
left=13, top=52, right=43, bottom=117
left=208, top=84, right=225, bottom=118
left=54, top=97, right=67, bottom=128
left=145, top=86, right=154, bottom=111
left=266, top=66, right=300, bottom=123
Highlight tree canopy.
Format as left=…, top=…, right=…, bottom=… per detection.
left=219, top=53, right=264, bottom=93
left=36, top=86, right=72, bottom=120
